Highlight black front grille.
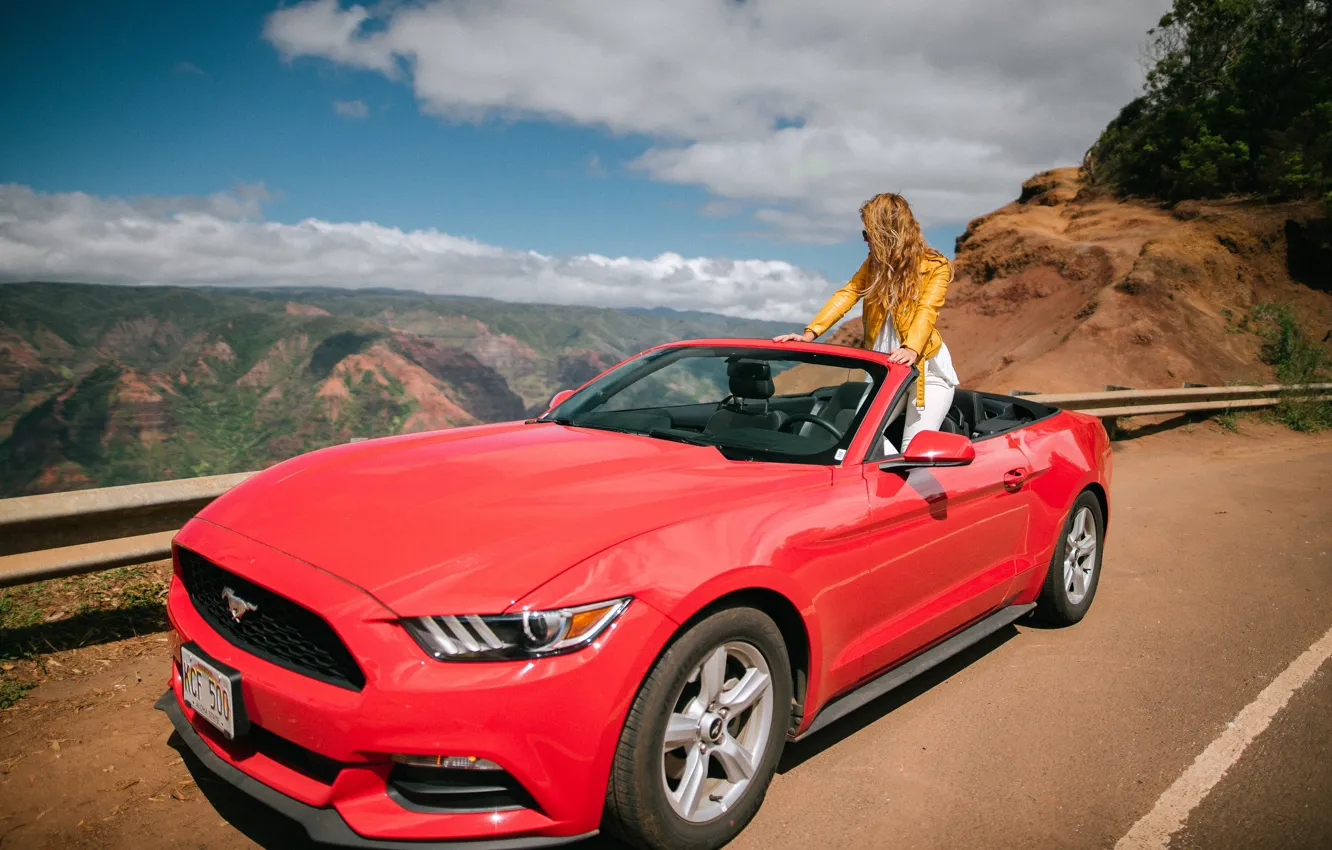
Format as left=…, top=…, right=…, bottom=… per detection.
left=387, top=764, right=539, bottom=814
left=177, top=547, right=365, bottom=691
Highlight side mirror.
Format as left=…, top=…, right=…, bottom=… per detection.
left=545, top=389, right=575, bottom=413
left=879, top=430, right=975, bottom=472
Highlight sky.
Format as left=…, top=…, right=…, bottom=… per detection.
left=0, top=0, right=1170, bottom=322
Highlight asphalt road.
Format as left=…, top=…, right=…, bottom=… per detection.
left=1, top=420, right=1329, bottom=849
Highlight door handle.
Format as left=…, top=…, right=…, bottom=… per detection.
left=1003, top=468, right=1028, bottom=492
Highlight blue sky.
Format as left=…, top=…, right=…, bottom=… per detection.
left=0, top=0, right=1165, bottom=320
left=1, top=0, right=884, bottom=278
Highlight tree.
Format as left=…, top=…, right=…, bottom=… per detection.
left=1087, top=0, right=1331, bottom=203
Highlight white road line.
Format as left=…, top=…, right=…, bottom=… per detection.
left=1115, top=622, right=1332, bottom=850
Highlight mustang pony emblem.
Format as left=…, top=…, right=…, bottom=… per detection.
left=221, top=587, right=257, bottom=622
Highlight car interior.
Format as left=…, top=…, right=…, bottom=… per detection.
left=874, top=380, right=1058, bottom=460
left=560, top=353, right=1058, bottom=464
left=571, top=357, right=878, bottom=461
left=701, top=360, right=875, bottom=438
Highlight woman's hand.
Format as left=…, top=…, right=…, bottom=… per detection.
left=887, top=347, right=919, bottom=366
left=773, top=331, right=816, bottom=343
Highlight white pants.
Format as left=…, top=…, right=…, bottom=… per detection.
left=883, top=374, right=956, bottom=456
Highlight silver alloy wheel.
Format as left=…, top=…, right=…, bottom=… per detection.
left=660, top=640, right=774, bottom=823
left=1062, top=505, right=1098, bottom=605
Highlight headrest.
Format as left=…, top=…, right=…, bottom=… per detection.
left=725, top=359, right=775, bottom=401
left=727, top=359, right=772, bottom=380
left=730, top=375, right=775, bottom=400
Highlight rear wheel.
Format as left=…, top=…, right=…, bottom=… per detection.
left=1033, top=491, right=1104, bottom=626
left=603, top=607, right=792, bottom=850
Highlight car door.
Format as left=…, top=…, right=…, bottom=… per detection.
left=850, top=431, right=1034, bottom=678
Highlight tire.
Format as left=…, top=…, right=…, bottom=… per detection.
left=603, top=606, right=793, bottom=850
left=1033, top=491, right=1105, bottom=626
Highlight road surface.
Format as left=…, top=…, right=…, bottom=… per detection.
left=1, top=420, right=1329, bottom=849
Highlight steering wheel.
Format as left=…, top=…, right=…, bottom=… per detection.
left=778, top=413, right=844, bottom=440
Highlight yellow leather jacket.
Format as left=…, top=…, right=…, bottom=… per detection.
left=804, top=250, right=953, bottom=408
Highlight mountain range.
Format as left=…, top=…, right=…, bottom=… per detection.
left=0, top=284, right=788, bottom=496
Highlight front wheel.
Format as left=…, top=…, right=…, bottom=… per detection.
left=603, top=607, right=792, bottom=850
left=1033, top=491, right=1105, bottom=626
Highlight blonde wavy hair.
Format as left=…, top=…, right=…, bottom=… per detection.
left=861, top=193, right=934, bottom=311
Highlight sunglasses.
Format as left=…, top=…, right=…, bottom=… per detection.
left=862, top=229, right=869, bottom=242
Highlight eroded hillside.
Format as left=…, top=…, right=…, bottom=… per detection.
left=818, top=168, right=1332, bottom=394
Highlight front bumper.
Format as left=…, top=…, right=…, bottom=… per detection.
left=156, top=691, right=593, bottom=849
left=165, top=518, right=675, bottom=845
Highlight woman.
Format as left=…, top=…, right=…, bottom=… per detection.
left=774, top=192, right=958, bottom=453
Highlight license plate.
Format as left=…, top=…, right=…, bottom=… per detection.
left=181, top=645, right=240, bottom=739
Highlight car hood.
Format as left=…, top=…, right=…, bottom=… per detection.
left=198, top=421, right=829, bottom=615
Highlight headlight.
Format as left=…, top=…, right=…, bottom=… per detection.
left=401, top=597, right=631, bottom=661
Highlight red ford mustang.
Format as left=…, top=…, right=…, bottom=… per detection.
left=159, top=339, right=1111, bottom=850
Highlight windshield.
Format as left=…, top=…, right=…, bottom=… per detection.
left=541, top=345, right=887, bottom=464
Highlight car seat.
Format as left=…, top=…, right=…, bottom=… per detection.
left=944, top=390, right=979, bottom=438
left=796, top=380, right=869, bottom=438
left=705, top=359, right=788, bottom=434
left=972, top=399, right=1023, bottom=437
left=820, top=381, right=871, bottom=433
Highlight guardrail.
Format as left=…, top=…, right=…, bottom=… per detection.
left=0, top=473, right=253, bottom=588
left=1025, top=383, right=1332, bottom=419
left=2, top=383, right=1330, bottom=588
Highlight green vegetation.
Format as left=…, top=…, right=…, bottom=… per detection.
left=0, top=565, right=169, bottom=657
left=1253, top=302, right=1332, bottom=429
left=208, top=311, right=288, bottom=378
left=0, top=364, right=122, bottom=489
left=1087, top=0, right=1331, bottom=204
left=60, top=363, right=122, bottom=467
left=0, top=680, right=32, bottom=710
left=308, top=329, right=383, bottom=379
left=0, top=564, right=171, bottom=707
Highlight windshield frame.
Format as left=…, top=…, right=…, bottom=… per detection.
left=539, top=343, right=891, bottom=466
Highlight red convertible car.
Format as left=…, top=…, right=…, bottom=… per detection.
left=158, top=339, right=1110, bottom=850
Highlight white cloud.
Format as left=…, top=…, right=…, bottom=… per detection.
left=333, top=99, right=369, bottom=119
left=265, top=0, right=398, bottom=75
left=0, top=184, right=828, bottom=322
left=263, top=0, right=1170, bottom=241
